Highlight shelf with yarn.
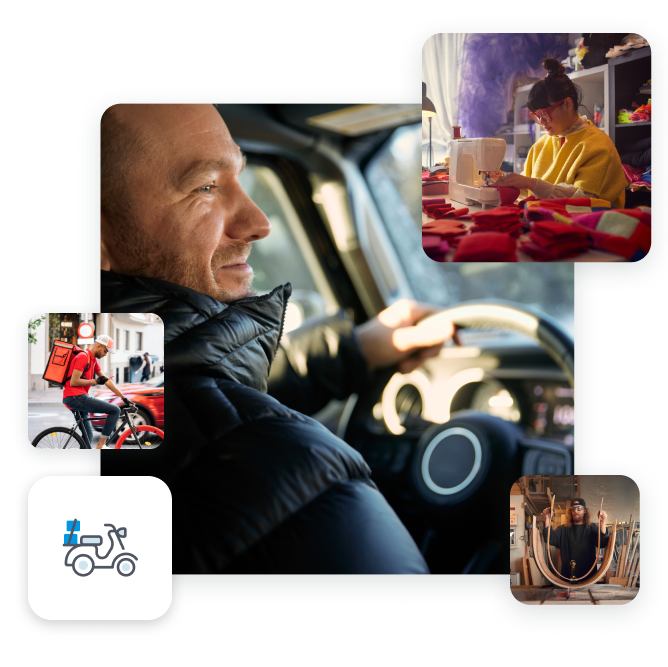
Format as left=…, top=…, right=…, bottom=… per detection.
left=615, top=121, right=651, bottom=128
left=608, top=48, right=650, bottom=147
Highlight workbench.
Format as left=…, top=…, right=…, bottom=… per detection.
left=422, top=195, right=625, bottom=263
left=511, top=584, right=638, bottom=605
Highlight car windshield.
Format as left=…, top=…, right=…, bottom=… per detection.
left=144, top=373, right=164, bottom=387
left=364, top=123, right=574, bottom=335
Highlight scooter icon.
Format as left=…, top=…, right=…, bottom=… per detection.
left=63, top=519, right=138, bottom=577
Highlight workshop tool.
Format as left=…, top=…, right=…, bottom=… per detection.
left=449, top=137, right=506, bottom=209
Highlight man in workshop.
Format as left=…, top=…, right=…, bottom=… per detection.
left=100, top=104, right=454, bottom=573
left=542, top=498, right=610, bottom=581
left=62, top=335, right=132, bottom=449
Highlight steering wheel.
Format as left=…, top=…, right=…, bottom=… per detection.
left=342, top=300, right=574, bottom=510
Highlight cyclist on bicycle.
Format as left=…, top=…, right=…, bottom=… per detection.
left=62, top=334, right=132, bottom=450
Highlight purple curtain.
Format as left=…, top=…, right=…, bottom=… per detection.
left=458, top=33, right=570, bottom=138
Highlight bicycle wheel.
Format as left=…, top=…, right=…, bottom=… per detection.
left=114, top=425, right=164, bottom=449
left=32, top=427, right=86, bottom=450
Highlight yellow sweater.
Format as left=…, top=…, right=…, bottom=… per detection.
left=522, top=120, right=627, bottom=208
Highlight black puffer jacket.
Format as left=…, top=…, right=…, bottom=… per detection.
left=101, top=271, right=428, bottom=574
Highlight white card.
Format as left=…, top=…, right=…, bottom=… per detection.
left=28, top=476, right=172, bottom=620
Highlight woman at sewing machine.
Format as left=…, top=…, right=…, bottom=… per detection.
left=493, top=58, right=627, bottom=208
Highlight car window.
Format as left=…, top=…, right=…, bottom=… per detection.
left=364, top=125, right=573, bottom=333
left=240, top=164, right=339, bottom=331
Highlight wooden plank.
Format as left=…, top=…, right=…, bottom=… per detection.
left=619, top=529, right=628, bottom=578
left=529, top=556, right=547, bottom=586
left=623, top=514, right=633, bottom=576
left=523, top=557, right=531, bottom=586
left=627, top=532, right=639, bottom=575
left=609, top=577, right=630, bottom=586
left=630, top=564, right=640, bottom=588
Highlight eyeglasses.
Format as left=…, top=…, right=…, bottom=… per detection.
left=529, top=99, right=566, bottom=124
left=571, top=506, right=585, bottom=512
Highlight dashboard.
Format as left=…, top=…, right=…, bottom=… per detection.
left=352, top=337, right=574, bottom=447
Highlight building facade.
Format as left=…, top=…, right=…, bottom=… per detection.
left=28, top=313, right=164, bottom=392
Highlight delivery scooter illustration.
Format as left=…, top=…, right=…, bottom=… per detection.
left=63, top=519, right=138, bottom=577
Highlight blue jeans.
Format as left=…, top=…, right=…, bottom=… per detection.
left=63, top=394, right=121, bottom=443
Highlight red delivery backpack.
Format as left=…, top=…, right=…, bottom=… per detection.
left=42, top=341, right=91, bottom=387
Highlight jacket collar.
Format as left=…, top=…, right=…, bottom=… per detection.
left=101, top=271, right=291, bottom=392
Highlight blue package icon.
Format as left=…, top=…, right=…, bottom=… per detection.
left=63, top=533, right=78, bottom=545
left=67, top=520, right=80, bottom=531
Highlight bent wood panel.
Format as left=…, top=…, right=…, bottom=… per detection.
left=531, top=516, right=617, bottom=589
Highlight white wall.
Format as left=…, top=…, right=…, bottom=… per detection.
left=110, top=314, right=164, bottom=384
left=28, top=314, right=48, bottom=391
left=509, top=494, right=526, bottom=579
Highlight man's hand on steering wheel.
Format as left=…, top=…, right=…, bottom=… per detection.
left=355, top=299, right=456, bottom=374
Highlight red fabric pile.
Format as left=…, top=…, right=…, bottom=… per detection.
left=422, top=219, right=468, bottom=241
left=629, top=101, right=651, bottom=123
left=452, top=232, right=517, bottom=262
left=422, top=199, right=469, bottom=220
left=422, top=234, right=450, bottom=262
left=520, top=220, right=589, bottom=260
left=422, top=171, right=449, bottom=183
left=468, top=207, right=525, bottom=237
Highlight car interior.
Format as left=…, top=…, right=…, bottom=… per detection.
left=218, top=104, right=575, bottom=574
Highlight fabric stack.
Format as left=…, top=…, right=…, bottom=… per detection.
left=524, top=198, right=612, bottom=221
left=468, top=207, right=525, bottom=237
left=524, top=198, right=651, bottom=261
left=521, top=221, right=589, bottom=261
left=422, top=199, right=469, bottom=220
left=622, top=164, right=651, bottom=192
left=422, top=219, right=468, bottom=241
left=452, top=232, right=517, bottom=262
left=571, top=208, right=651, bottom=261
left=422, top=170, right=449, bottom=183
left=422, top=234, right=450, bottom=262
left=422, top=203, right=469, bottom=261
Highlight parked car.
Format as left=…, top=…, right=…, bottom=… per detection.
left=90, top=372, right=164, bottom=431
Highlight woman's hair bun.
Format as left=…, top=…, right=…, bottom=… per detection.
left=543, top=58, right=566, bottom=76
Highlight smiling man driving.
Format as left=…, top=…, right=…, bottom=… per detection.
left=101, top=104, right=453, bottom=574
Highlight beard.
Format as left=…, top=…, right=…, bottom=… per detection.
left=107, top=213, right=256, bottom=303
left=572, top=512, right=584, bottom=525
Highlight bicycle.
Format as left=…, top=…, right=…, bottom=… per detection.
left=32, top=402, right=164, bottom=450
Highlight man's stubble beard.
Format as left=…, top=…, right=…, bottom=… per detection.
left=109, top=214, right=256, bottom=303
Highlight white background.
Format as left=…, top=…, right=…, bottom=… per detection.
left=2, top=2, right=665, bottom=664
left=28, top=476, right=171, bottom=620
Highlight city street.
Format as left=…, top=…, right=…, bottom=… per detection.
left=28, top=404, right=100, bottom=445
left=28, top=402, right=158, bottom=449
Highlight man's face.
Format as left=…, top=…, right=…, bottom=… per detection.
left=93, top=343, right=108, bottom=359
left=102, top=104, right=271, bottom=302
left=571, top=506, right=585, bottom=524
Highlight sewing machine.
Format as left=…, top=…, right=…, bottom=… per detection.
left=449, top=137, right=507, bottom=209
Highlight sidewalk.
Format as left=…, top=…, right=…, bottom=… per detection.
left=28, top=388, right=104, bottom=407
